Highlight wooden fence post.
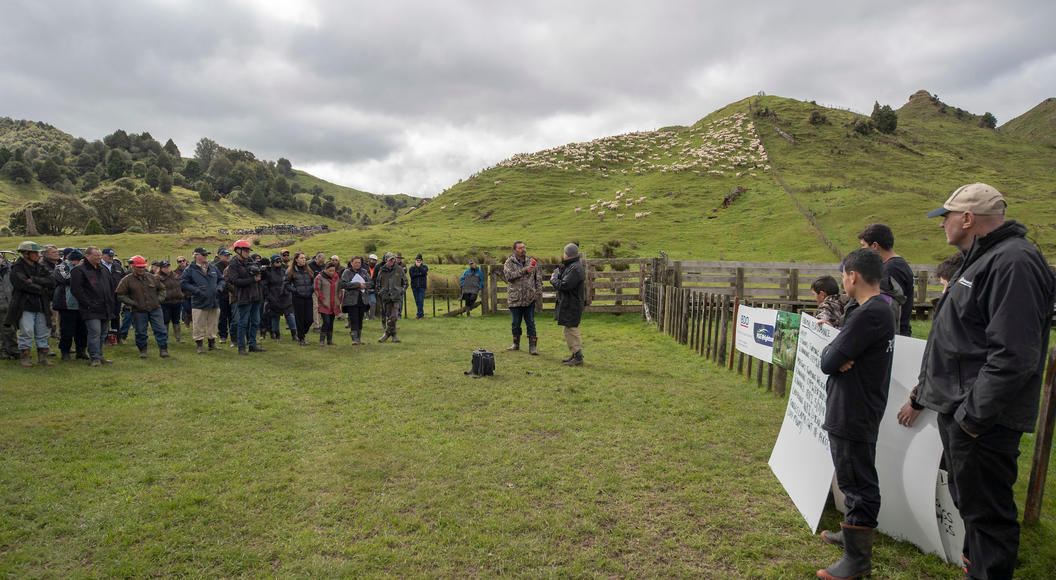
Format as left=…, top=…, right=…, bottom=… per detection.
left=774, top=366, right=787, bottom=397
left=788, top=268, right=800, bottom=306
left=717, top=295, right=730, bottom=365
left=1024, top=347, right=1056, bottom=525
left=734, top=267, right=745, bottom=299
left=728, top=298, right=740, bottom=370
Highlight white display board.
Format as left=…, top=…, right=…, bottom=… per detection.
left=769, top=322, right=963, bottom=564
left=768, top=313, right=836, bottom=532
left=734, top=305, right=778, bottom=363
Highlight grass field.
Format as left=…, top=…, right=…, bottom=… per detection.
left=2, top=314, right=1052, bottom=578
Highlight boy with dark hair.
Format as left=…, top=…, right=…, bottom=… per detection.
left=933, top=251, right=965, bottom=292
left=858, top=223, right=914, bottom=336
left=816, top=248, right=895, bottom=580
left=811, top=275, right=845, bottom=327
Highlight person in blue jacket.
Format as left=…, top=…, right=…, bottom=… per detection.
left=459, top=260, right=484, bottom=317
left=181, top=247, right=226, bottom=354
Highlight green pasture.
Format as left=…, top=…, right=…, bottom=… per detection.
left=2, top=314, right=1052, bottom=578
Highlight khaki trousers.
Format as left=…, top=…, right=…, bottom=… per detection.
left=563, top=326, right=581, bottom=353
left=192, top=308, right=220, bottom=341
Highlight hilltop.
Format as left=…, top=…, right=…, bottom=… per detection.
left=329, top=91, right=1053, bottom=266
left=1001, top=97, right=1056, bottom=147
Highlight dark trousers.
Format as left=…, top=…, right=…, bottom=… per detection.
left=293, top=296, right=313, bottom=340
left=509, top=305, right=537, bottom=338
left=218, top=299, right=231, bottom=339
left=412, top=287, right=426, bottom=318
left=58, top=309, right=87, bottom=353
left=161, top=303, right=182, bottom=332
left=938, top=413, right=1022, bottom=580
left=462, top=292, right=477, bottom=313
left=828, top=433, right=880, bottom=528
left=345, top=304, right=367, bottom=333
left=319, top=313, right=334, bottom=339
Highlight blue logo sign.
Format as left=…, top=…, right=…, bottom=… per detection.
left=753, top=323, right=774, bottom=347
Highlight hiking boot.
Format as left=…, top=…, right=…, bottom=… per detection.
left=61, top=351, right=74, bottom=362
left=238, top=345, right=248, bottom=356
left=20, top=349, right=33, bottom=367
left=378, top=333, right=390, bottom=343
left=528, top=337, right=538, bottom=355
left=298, top=337, right=308, bottom=346
left=139, top=347, right=148, bottom=359
left=562, top=350, right=583, bottom=366
left=817, top=523, right=873, bottom=580
left=173, top=325, right=182, bottom=343
left=76, top=348, right=90, bottom=360
left=319, top=337, right=326, bottom=346
left=390, top=334, right=400, bottom=343
left=326, top=331, right=334, bottom=346
left=90, top=358, right=101, bottom=367
left=208, top=339, right=218, bottom=351
left=249, top=345, right=266, bottom=353
left=218, top=337, right=226, bottom=344
left=196, top=340, right=205, bottom=354
left=290, top=330, right=297, bottom=342
left=506, top=336, right=520, bottom=351
left=38, top=349, right=55, bottom=367
left=159, top=347, right=170, bottom=358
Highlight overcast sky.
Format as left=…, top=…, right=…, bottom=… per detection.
left=3, top=1, right=1054, bottom=197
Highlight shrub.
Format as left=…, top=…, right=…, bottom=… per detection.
left=364, top=239, right=378, bottom=253
left=871, top=102, right=898, bottom=134
left=851, top=118, right=875, bottom=135
left=125, top=225, right=145, bottom=234
left=980, top=112, right=997, bottom=129
left=83, top=218, right=105, bottom=235
left=808, top=111, right=829, bottom=126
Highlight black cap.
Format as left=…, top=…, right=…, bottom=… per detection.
left=102, top=248, right=115, bottom=256
left=193, top=247, right=210, bottom=255
left=157, top=260, right=170, bottom=267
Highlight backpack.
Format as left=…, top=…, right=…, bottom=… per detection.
left=470, top=349, right=495, bottom=377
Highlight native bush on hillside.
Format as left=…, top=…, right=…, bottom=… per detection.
left=136, top=192, right=181, bottom=232
left=84, top=186, right=138, bottom=234
left=1, top=159, right=33, bottom=183
left=980, top=112, right=997, bottom=129
left=871, top=102, right=898, bottom=134
left=808, top=111, right=829, bottom=126
left=7, top=195, right=92, bottom=235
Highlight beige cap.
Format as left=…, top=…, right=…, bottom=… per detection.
left=927, top=183, right=1007, bottom=217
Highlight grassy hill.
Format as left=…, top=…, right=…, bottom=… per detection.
left=4, top=92, right=1054, bottom=267
left=1001, top=97, right=1056, bottom=147
left=315, top=91, right=1055, bottom=266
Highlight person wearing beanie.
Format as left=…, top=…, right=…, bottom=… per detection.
left=550, top=243, right=585, bottom=366
left=51, top=249, right=87, bottom=362
left=408, top=254, right=428, bottom=319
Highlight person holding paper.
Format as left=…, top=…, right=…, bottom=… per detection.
left=914, top=183, right=1054, bottom=580
left=341, top=256, right=371, bottom=345
left=816, top=249, right=895, bottom=580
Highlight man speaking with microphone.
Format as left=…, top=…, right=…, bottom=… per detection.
left=503, top=241, right=543, bottom=355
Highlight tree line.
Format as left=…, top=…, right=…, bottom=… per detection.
left=1, top=121, right=414, bottom=235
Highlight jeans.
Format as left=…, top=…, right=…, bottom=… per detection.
left=85, top=318, right=105, bottom=360
left=270, top=313, right=296, bottom=332
left=58, top=309, right=87, bottom=354
left=412, top=287, right=426, bottom=318
left=132, top=308, right=168, bottom=349
left=17, top=310, right=50, bottom=350
left=509, top=305, right=537, bottom=338
left=119, top=307, right=134, bottom=338
left=828, top=433, right=881, bottom=528
left=235, top=302, right=261, bottom=347
left=938, top=413, right=1023, bottom=580
left=368, top=292, right=377, bottom=318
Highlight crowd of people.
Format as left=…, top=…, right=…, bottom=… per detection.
left=0, top=239, right=588, bottom=367
left=3, top=181, right=1052, bottom=579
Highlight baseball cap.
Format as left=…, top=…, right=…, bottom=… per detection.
left=927, top=183, right=1007, bottom=218
left=67, top=249, right=85, bottom=261
left=157, top=260, right=170, bottom=267
left=270, top=254, right=282, bottom=263
left=218, top=248, right=232, bottom=256
left=102, top=248, right=115, bottom=256
left=369, top=254, right=378, bottom=260
left=194, top=247, right=210, bottom=255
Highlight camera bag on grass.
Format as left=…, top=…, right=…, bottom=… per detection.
left=467, top=349, right=495, bottom=377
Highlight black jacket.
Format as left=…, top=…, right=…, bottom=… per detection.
left=70, top=261, right=116, bottom=321
left=409, top=264, right=429, bottom=289
left=4, top=257, right=55, bottom=326
left=262, top=266, right=293, bottom=316
left=551, top=256, right=585, bottom=327
left=915, top=221, right=1055, bottom=434
left=226, top=256, right=263, bottom=305
left=289, top=265, right=315, bottom=299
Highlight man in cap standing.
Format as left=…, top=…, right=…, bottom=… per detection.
left=914, top=183, right=1054, bottom=580
left=503, top=241, right=543, bottom=354
left=5, top=241, right=57, bottom=366
left=182, top=247, right=225, bottom=354
left=374, top=252, right=407, bottom=343
left=550, top=243, right=586, bottom=366
left=115, top=255, right=170, bottom=359
left=212, top=248, right=233, bottom=343
left=227, top=240, right=265, bottom=355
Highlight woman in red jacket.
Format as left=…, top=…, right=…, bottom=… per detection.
left=314, top=262, right=342, bottom=346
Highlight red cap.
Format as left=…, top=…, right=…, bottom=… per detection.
left=530, top=259, right=536, bottom=266
left=130, top=255, right=148, bottom=268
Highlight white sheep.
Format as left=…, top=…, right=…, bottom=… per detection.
left=616, top=214, right=624, bottom=219
left=574, top=207, right=582, bottom=213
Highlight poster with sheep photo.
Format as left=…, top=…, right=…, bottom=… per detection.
left=771, top=311, right=801, bottom=371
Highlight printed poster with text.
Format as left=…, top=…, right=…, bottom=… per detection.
left=734, top=305, right=778, bottom=363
